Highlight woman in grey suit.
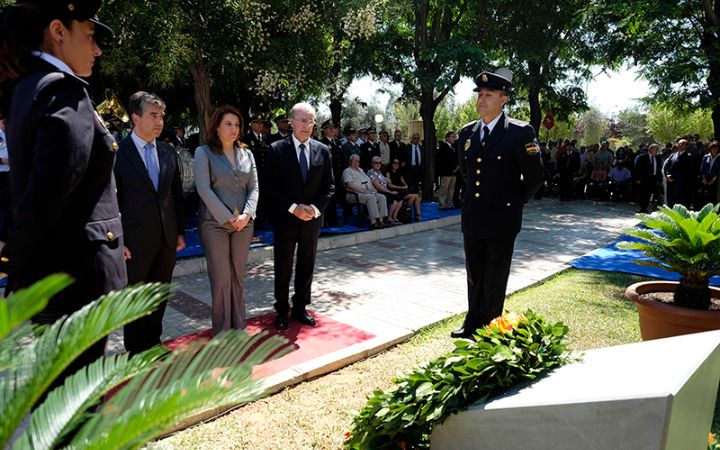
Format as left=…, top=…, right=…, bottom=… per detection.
left=193, top=105, right=258, bottom=333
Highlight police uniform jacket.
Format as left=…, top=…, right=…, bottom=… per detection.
left=457, top=113, right=543, bottom=239
left=242, top=132, right=267, bottom=177
left=321, top=135, right=344, bottom=181
left=3, top=58, right=127, bottom=300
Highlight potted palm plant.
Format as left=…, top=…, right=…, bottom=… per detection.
left=621, top=203, right=720, bottom=340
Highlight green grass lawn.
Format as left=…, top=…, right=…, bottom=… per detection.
left=158, top=269, right=720, bottom=449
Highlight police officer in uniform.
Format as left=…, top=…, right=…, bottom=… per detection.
left=242, top=115, right=268, bottom=226
left=0, top=0, right=126, bottom=363
left=451, top=71, right=544, bottom=339
left=320, top=119, right=344, bottom=226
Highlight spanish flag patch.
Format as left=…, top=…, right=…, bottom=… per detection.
left=525, top=141, right=539, bottom=155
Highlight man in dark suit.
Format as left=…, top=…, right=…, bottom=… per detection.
left=264, top=103, right=335, bottom=330
left=663, top=138, right=696, bottom=208
left=114, top=91, right=185, bottom=353
left=451, top=71, right=544, bottom=339
left=320, top=119, right=344, bottom=226
left=389, top=130, right=408, bottom=166
left=172, top=126, right=187, bottom=148
left=634, top=143, right=662, bottom=213
left=436, top=131, right=459, bottom=209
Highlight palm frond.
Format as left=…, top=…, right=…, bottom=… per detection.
left=0, top=282, right=168, bottom=446
left=0, top=274, right=73, bottom=340
left=12, top=347, right=166, bottom=450
left=69, top=330, right=293, bottom=450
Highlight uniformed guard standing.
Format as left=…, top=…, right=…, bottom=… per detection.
left=320, top=119, right=344, bottom=226
left=451, top=71, right=544, bottom=339
left=0, top=0, right=127, bottom=363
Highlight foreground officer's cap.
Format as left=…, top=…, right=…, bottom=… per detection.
left=20, top=0, right=114, bottom=40
left=250, top=115, right=264, bottom=124
left=344, top=126, right=357, bottom=135
left=274, top=114, right=289, bottom=123
left=321, top=119, right=337, bottom=129
left=473, top=71, right=512, bottom=92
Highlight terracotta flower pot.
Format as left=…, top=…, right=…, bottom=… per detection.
left=625, top=280, right=720, bottom=341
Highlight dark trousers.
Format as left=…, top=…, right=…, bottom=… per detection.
left=462, top=235, right=516, bottom=332
left=273, top=223, right=321, bottom=315
left=637, top=179, right=658, bottom=211
left=123, top=244, right=176, bottom=354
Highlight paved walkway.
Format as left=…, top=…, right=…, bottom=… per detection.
left=108, top=199, right=639, bottom=393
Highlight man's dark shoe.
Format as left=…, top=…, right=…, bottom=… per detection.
left=450, top=328, right=473, bottom=339
left=291, top=310, right=317, bottom=326
left=274, top=314, right=289, bottom=330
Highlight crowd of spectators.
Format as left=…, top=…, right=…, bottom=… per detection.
left=536, top=135, right=720, bottom=212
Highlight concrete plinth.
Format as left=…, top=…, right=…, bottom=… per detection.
left=431, top=330, right=720, bottom=450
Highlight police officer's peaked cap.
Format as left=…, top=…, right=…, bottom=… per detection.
left=473, top=71, right=512, bottom=92
left=20, top=0, right=114, bottom=40
left=344, top=126, right=357, bottom=135
left=321, top=119, right=338, bottom=129
left=366, top=127, right=377, bottom=133
left=250, top=115, right=264, bottom=123
left=274, top=114, right=290, bottom=123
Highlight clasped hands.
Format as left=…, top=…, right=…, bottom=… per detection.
left=230, top=213, right=251, bottom=231
left=292, top=204, right=315, bottom=221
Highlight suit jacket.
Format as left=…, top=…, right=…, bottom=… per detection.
left=663, top=150, right=697, bottom=206
left=264, top=136, right=335, bottom=230
left=193, top=145, right=258, bottom=224
left=457, top=113, right=544, bottom=239
left=2, top=57, right=126, bottom=301
left=115, top=135, right=184, bottom=253
left=389, top=140, right=407, bottom=164
left=436, top=141, right=458, bottom=177
left=634, top=153, right=661, bottom=183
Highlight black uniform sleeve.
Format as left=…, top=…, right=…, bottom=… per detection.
left=516, top=125, right=544, bottom=204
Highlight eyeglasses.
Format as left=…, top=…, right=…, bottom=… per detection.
left=392, top=161, right=399, bottom=165
left=291, top=117, right=315, bottom=127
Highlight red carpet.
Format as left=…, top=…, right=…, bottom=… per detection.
left=164, top=311, right=376, bottom=379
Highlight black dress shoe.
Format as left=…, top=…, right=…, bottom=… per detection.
left=450, top=328, right=473, bottom=339
left=274, top=314, right=289, bottom=330
left=291, top=310, right=317, bottom=326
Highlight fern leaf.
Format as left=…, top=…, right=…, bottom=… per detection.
left=70, top=330, right=292, bottom=450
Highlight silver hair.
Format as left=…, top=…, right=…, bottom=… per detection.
left=349, top=154, right=360, bottom=162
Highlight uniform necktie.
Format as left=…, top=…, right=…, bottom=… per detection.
left=299, top=143, right=308, bottom=183
left=144, top=143, right=159, bottom=190
left=481, top=126, right=490, bottom=145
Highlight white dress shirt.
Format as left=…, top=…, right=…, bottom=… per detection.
left=288, top=135, right=320, bottom=218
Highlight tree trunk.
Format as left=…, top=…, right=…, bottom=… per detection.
left=420, top=87, right=438, bottom=202
left=189, top=56, right=212, bottom=144
left=527, top=61, right=542, bottom=133
left=330, top=95, right=343, bottom=127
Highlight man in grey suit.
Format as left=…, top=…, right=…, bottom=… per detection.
left=115, top=91, right=185, bottom=353
left=264, top=103, right=335, bottom=330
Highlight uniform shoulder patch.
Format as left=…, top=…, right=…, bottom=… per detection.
left=525, top=140, right=540, bottom=155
